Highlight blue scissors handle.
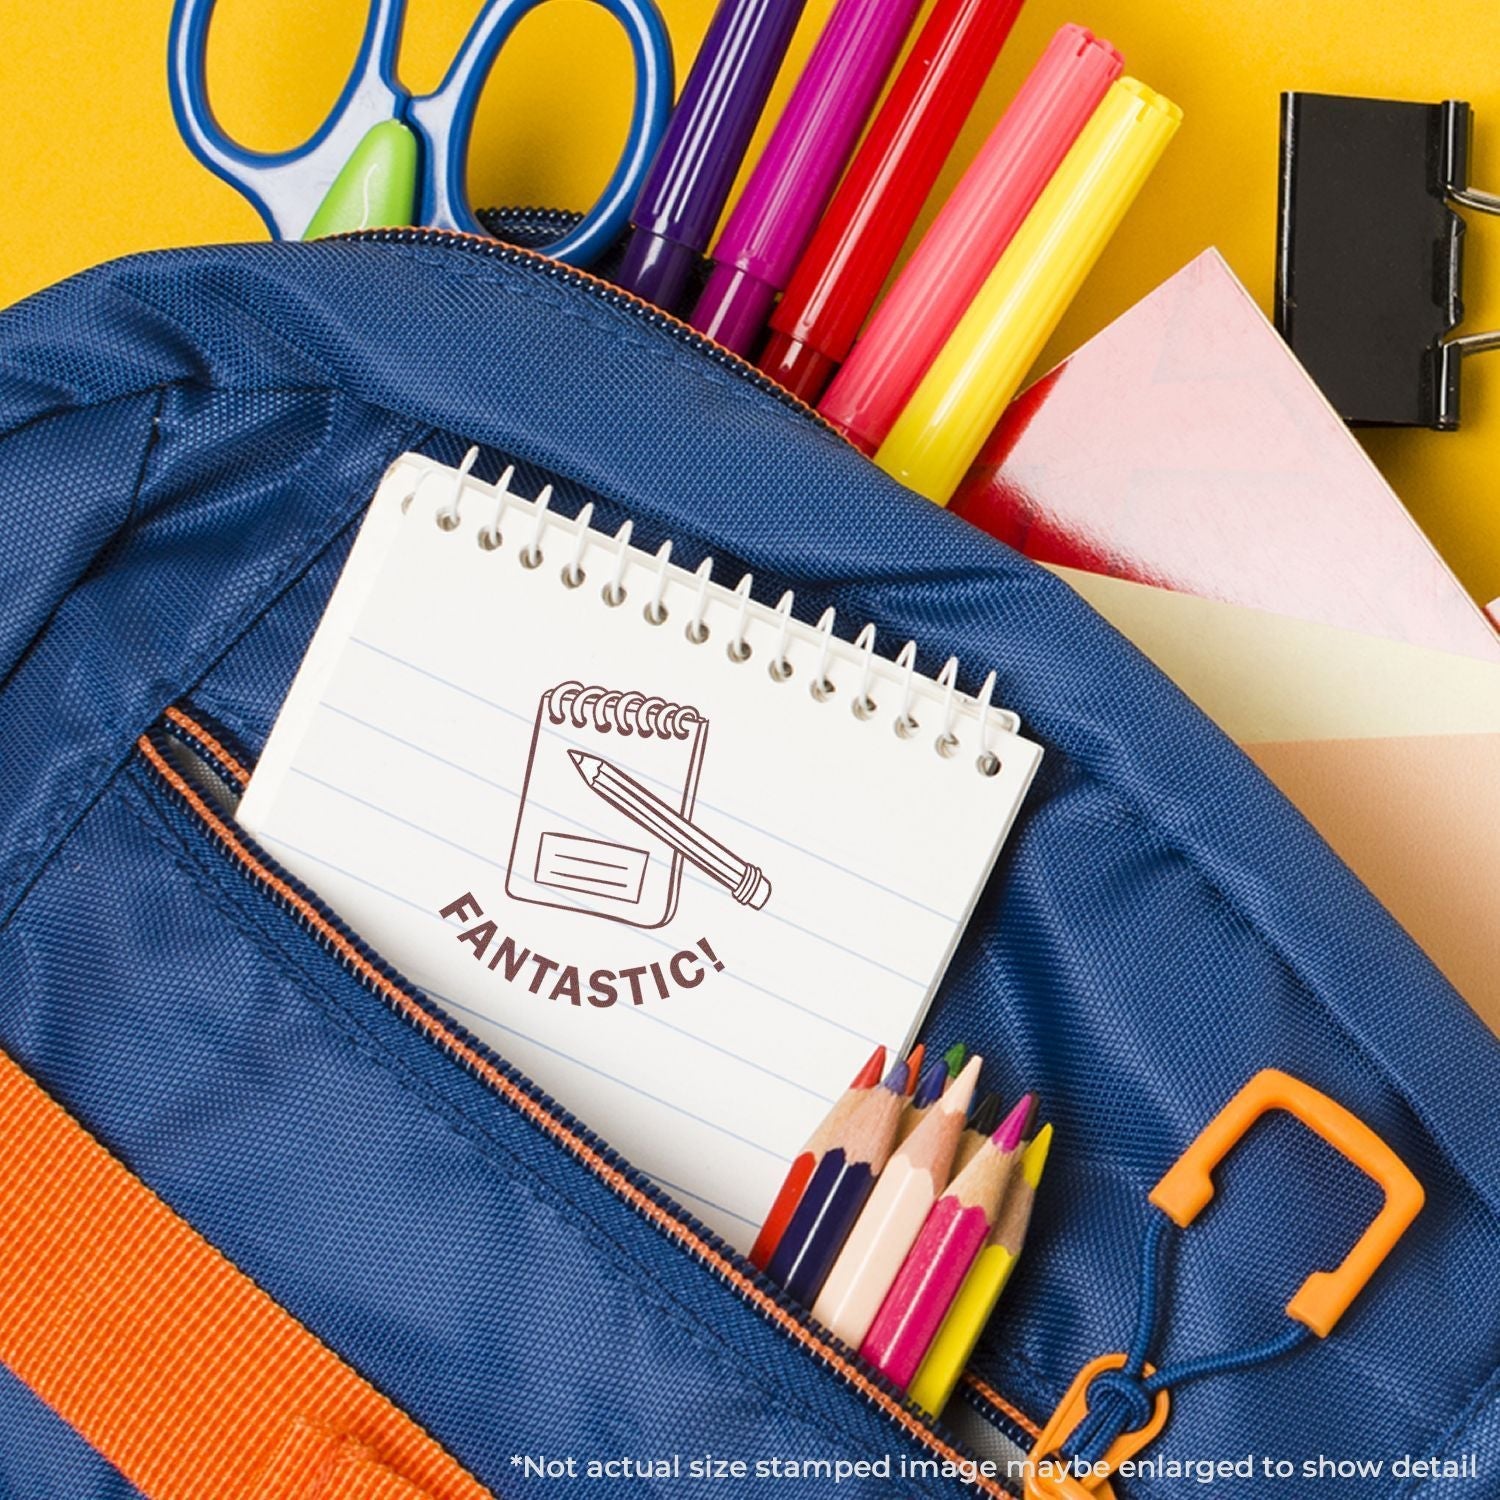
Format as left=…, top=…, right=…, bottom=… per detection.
left=408, top=0, right=673, bottom=265
left=168, top=0, right=407, bottom=241
left=168, top=0, right=673, bottom=266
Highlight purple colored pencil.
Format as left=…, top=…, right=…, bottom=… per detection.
left=618, top=0, right=809, bottom=312
left=912, top=1057, right=949, bottom=1109
left=689, top=0, right=925, bottom=354
left=894, top=1057, right=951, bottom=1145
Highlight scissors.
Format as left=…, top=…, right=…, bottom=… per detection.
left=168, top=0, right=674, bottom=267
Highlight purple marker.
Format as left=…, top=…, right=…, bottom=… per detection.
left=618, top=0, right=809, bottom=314
left=689, top=0, right=924, bottom=355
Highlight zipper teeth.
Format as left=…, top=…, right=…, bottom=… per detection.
left=145, top=713, right=1038, bottom=1487
left=962, top=1373, right=1042, bottom=1445
left=335, top=226, right=845, bottom=438
left=162, top=705, right=253, bottom=789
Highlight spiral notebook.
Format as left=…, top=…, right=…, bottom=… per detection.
left=241, top=453, right=1041, bottom=1246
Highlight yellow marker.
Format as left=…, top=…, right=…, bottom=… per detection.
left=875, top=80, right=1182, bottom=505
left=908, top=1123, right=1054, bottom=1419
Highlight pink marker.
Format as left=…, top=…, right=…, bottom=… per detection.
left=689, top=0, right=926, bottom=356
left=859, top=1094, right=1033, bottom=1388
left=819, top=25, right=1123, bottom=453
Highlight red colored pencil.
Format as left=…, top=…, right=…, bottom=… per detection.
left=749, top=1045, right=885, bottom=1269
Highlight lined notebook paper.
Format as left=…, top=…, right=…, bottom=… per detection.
left=241, top=454, right=1041, bottom=1246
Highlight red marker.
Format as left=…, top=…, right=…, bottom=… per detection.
left=819, top=24, right=1123, bottom=452
left=759, top=0, right=1026, bottom=403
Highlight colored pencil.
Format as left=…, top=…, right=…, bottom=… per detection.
left=942, top=1041, right=967, bottom=1078
left=765, top=1058, right=910, bottom=1305
left=895, top=1057, right=950, bottom=1144
left=813, top=1056, right=981, bottom=1349
left=909, top=1122, right=1053, bottom=1416
left=903, top=1043, right=925, bottom=1096
left=749, top=1044, right=886, bottom=1269
left=951, top=1089, right=1001, bottom=1174
left=859, top=1093, right=1033, bottom=1386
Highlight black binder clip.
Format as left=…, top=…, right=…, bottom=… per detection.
left=1276, top=92, right=1500, bottom=429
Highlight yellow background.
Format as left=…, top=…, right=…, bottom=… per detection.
left=5, top=0, right=1499, bottom=604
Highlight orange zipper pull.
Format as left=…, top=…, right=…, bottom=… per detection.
left=1023, top=1354, right=1170, bottom=1500
left=1023, top=1069, right=1424, bottom=1494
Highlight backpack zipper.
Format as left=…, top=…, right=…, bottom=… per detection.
left=338, top=223, right=845, bottom=438
left=143, top=709, right=1040, bottom=1494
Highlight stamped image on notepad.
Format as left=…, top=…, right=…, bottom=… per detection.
left=508, top=682, right=771, bottom=928
left=240, top=455, right=1040, bottom=1248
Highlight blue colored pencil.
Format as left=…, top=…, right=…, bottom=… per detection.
left=766, top=1057, right=909, bottom=1305
left=894, top=1057, right=951, bottom=1145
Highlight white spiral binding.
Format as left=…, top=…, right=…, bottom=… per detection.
left=403, top=450, right=1024, bottom=776
left=727, top=574, right=754, bottom=662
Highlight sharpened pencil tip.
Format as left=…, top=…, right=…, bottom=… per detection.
left=967, top=1091, right=1001, bottom=1136
left=912, top=1058, right=947, bottom=1108
left=1021, top=1122, right=1053, bottom=1187
left=994, top=1093, right=1035, bottom=1152
left=903, top=1044, right=925, bottom=1095
left=850, top=1045, right=886, bottom=1090
left=883, top=1059, right=910, bottom=1095
left=940, top=1055, right=983, bottom=1115
left=567, top=749, right=602, bottom=782
left=942, top=1041, right=967, bottom=1077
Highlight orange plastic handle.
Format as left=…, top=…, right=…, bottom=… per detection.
left=1024, top=1354, right=1171, bottom=1500
left=1149, top=1069, right=1424, bottom=1336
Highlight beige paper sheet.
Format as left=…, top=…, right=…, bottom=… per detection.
left=1048, top=566, right=1500, bottom=1028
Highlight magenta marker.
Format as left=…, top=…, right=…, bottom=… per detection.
left=689, top=0, right=925, bottom=355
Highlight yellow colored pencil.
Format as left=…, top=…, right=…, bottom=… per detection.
left=907, top=1123, right=1053, bottom=1418
left=874, top=79, right=1181, bottom=505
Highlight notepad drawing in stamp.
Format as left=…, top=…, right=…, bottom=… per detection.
left=508, top=681, right=770, bottom=929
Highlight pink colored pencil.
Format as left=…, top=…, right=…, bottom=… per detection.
left=859, top=1093, right=1033, bottom=1386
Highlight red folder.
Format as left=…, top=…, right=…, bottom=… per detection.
left=952, top=249, right=1500, bottom=661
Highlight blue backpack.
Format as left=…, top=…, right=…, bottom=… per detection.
left=1, top=231, right=1495, bottom=1498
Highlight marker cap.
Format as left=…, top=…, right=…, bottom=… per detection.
left=759, top=330, right=839, bottom=403
left=874, top=75, right=1181, bottom=504
left=616, top=230, right=702, bottom=316
left=819, top=24, right=1124, bottom=453
left=692, top=263, right=780, bottom=356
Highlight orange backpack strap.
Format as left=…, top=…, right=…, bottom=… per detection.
left=0, top=1047, right=492, bottom=1500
